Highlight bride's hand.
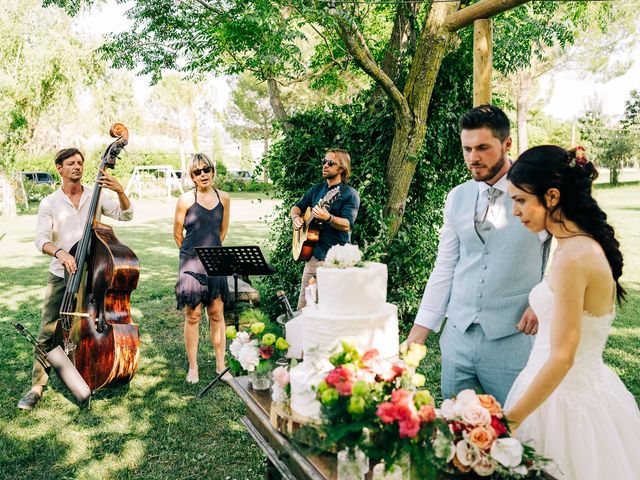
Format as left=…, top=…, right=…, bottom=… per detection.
left=505, top=410, right=520, bottom=434
left=517, top=307, right=539, bottom=335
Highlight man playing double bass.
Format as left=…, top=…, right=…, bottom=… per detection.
left=290, top=148, right=360, bottom=310
left=17, top=148, right=133, bottom=410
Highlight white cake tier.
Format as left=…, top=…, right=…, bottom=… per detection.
left=289, top=359, right=333, bottom=420
left=302, top=303, right=399, bottom=360
left=316, top=262, right=387, bottom=315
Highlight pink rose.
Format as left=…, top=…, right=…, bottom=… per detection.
left=460, top=403, right=492, bottom=426
left=272, top=366, right=290, bottom=388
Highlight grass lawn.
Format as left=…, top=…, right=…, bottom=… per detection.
left=0, top=187, right=638, bottom=479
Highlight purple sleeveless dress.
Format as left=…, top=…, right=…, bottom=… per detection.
left=175, top=189, right=230, bottom=309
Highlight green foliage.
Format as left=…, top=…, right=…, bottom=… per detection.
left=22, top=181, right=56, bottom=203
left=577, top=99, right=635, bottom=185
left=258, top=48, right=472, bottom=327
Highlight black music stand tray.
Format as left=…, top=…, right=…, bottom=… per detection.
left=194, top=245, right=274, bottom=398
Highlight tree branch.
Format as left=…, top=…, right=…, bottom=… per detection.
left=329, top=9, right=411, bottom=123
left=278, top=57, right=348, bottom=87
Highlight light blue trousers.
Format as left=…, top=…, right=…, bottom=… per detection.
left=439, top=323, right=533, bottom=406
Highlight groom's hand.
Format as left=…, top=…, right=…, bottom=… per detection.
left=517, top=307, right=539, bottom=335
left=406, top=325, right=432, bottom=346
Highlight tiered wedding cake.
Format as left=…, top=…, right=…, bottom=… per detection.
left=288, top=245, right=399, bottom=419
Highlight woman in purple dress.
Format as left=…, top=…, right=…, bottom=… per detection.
left=174, top=154, right=231, bottom=384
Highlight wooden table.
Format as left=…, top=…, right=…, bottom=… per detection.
left=229, top=376, right=336, bottom=479
left=228, top=376, right=557, bottom=480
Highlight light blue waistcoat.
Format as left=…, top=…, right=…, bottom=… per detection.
left=446, top=180, right=546, bottom=340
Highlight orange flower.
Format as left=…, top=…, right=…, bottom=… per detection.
left=467, top=425, right=496, bottom=451
left=477, top=394, right=502, bottom=417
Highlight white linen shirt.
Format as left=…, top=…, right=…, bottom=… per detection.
left=35, top=186, right=133, bottom=278
left=414, top=174, right=547, bottom=332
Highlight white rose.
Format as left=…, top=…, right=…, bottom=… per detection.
left=472, top=455, right=497, bottom=477
left=460, top=403, right=492, bottom=426
left=238, top=342, right=260, bottom=372
left=455, top=440, right=478, bottom=467
left=438, top=398, right=456, bottom=420
left=490, top=438, right=524, bottom=468
left=325, top=244, right=362, bottom=268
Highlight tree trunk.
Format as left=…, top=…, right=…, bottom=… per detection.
left=383, top=2, right=460, bottom=240
left=267, top=79, right=293, bottom=131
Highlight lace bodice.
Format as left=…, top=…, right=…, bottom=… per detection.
left=527, top=280, right=616, bottom=387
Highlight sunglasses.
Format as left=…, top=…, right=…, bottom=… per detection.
left=192, top=166, right=212, bottom=176
left=321, top=158, right=337, bottom=167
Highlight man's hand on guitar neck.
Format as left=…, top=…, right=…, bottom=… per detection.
left=311, top=205, right=331, bottom=222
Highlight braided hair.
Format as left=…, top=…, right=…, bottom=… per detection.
left=508, top=145, right=625, bottom=303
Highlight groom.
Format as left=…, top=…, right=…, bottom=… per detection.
left=407, top=105, right=549, bottom=405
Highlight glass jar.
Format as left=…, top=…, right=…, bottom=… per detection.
left=249, top=369, right=272, bottom=391
left=337, top=448, right=368, bottom=480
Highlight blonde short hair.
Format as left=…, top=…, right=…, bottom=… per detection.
left=188, top=153, right=216, bottom=177
left=327, top=148, right=351, bottom=182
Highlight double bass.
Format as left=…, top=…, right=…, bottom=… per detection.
left=59, top=123, right=140, bottom=392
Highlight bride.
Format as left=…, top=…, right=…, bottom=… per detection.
left=504, top=145, right=640, bottom=480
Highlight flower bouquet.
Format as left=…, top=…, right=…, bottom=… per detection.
left=434, top=389, right=552, bottom=478
left=226, top=322, right=289, bottom=390
left=310, top=341, right=445, bottom=478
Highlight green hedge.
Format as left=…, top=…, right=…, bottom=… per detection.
left=257, top=46, right=473, bottom=330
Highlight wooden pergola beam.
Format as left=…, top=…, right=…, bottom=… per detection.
left=473, top=19, right=492, bottom=106
left=444, top=0, right=530, bottom=32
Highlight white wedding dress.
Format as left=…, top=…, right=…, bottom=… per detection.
left=504, top=279, right=640, bottom=480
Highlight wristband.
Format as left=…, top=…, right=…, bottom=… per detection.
left=328, top=215, right=334, bottom=223
left=54, top=248, right=64, bottom=259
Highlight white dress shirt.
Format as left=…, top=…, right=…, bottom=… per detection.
left=414, top=174, right=547, bottom=332
left=35, top=186, right=133, bottom=278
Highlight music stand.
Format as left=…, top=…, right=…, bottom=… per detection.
left=194, top=245, right=274, bottom=398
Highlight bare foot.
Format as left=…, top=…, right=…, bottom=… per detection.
left=186, top=369, right=199, bottom=384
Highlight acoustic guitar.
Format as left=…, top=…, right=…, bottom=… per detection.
left=292, top=187, right=341, bottom=261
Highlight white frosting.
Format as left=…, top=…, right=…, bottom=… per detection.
left=302, top=304, right=399, bottom=360
left=316, top=262, right=387, bottom=315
